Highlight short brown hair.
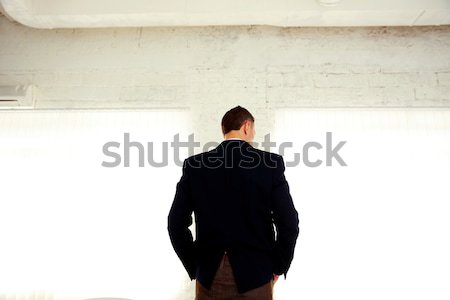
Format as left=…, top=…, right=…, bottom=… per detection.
left=221, top=106, right=255, bottom=135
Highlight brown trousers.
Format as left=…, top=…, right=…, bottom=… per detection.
left=195, top=254, right=274, bottom=300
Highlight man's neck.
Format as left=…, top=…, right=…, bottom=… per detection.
left=225, top=137, right=244, bottom=141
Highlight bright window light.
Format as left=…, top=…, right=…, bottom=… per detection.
left=1, top=109, right=449, bottom=300
left=0, top=110, right=194, bottom=300
left=271, top=109, right=450, bottom=300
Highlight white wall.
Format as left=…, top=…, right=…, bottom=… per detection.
left=1, top=15, right=450, bottom=142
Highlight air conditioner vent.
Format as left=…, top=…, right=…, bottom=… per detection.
left=0, top=85, right=35, bottom=109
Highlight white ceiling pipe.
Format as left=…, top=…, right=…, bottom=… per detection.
left=0, top=0, right=449, bottom=29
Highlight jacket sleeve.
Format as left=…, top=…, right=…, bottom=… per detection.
left=271, top=155, right=299, bottom=278
left=168, top=158, right=197, bottom=280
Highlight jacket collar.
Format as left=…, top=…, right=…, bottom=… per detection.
left=217, top=139, right=253, bottom=151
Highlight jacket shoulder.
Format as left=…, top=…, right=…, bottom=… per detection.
left=184, top=147, right=283, bottom=168
left=251, top=148, right=282, bottom=159
left=251, top=147, right=282, bottom=159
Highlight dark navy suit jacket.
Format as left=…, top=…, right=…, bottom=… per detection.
left=168, top=139, right=299, bottom=293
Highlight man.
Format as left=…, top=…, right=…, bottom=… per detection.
left=168, top=106, right=299, bottom=299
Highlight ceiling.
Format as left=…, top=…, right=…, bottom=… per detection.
left=1, top=0, right=450, bottom=29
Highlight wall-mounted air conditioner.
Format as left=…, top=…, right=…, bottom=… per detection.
left=0, top=85, right=35, bottom=109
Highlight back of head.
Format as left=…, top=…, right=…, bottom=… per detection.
left=221, top=106, right=255, bottom=135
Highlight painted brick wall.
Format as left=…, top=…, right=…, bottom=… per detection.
left=1, top=15, right=450, bottom=141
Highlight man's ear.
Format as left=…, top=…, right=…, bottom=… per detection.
left=243, top=120, right=250, bottom=134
